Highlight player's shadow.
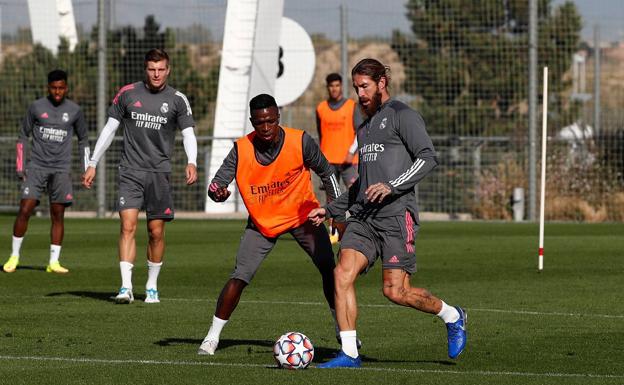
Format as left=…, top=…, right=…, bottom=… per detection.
left=360, top=356, right=456, bottom=366
left=46, top=291, right=124, bottom=303
left=11, top=265, right=46, bottom=272
left=153, top=339, right=455, bottom=366
left=155, top=339, right=338, bottom=358
left=155, top=338, right=274, bottom=351
left=313, top=345, right=456, bottom=366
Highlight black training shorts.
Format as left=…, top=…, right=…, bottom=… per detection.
left=117, top=166, right=174, bottom=221
left=21, top=168, right=73, bottom=206
left=340, top=211, right=418, bottom=274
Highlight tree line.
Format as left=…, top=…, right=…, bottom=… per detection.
left=0, top=16, right=219, bottom=137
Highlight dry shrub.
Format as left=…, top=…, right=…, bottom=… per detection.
left=472, top=145, right=624, bottom=222
left=543, top=144, right=621, bottom=222
left=609, top=193, right=624, bottom=222
left=473, top=154, right=526, bottom=220
left=545, top=197, right=607, bottom=222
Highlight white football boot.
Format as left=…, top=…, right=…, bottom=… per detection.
left=114, top=287, right=134, bottom=304
left=198, top=338, right=219, bottom=355
left=144, top=288, right=160, bottom=303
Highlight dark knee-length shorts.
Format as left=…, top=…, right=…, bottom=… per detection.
left=339, top=211, right=419, bottom=274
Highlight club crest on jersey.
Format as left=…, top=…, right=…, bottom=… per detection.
left=62, top=112, right=69, bottom=122
left=379, top=117, right=387, bottom=130
left=160, top=102, right=169, bottom=114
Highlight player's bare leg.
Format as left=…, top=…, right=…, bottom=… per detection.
left=13, top=199, right=37, bottom=237
left=49, top=203, right=65, bottom=246
left=382, top=269, right=441, bottom=313
left=382, top=268, right=467, bottom=359
left=145, top=219, right=165, bottom=303
left=115, top=209, right=139, bottom=303
left=46, top=203, right=68, bottom=273
left=334, top=249, right=367, bottom=332
left=215, top=278, right=247, bottom=319
left=147, top=219, right=165, bottom=263
left=199, top=278, right=248, bottom=355
left=119, top=209, right=139, bottom=264
left=318, top=248, right=367, bottom=368
left=291, top=221, right=341, bottom=341
left=3, top=199, right=37, bottom=273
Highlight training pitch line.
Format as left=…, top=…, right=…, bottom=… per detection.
left=1, top=295, right=623, bottom=319
left=207, top=299, right=624, bottom=319
left=0, top=355, right=621, bottom=379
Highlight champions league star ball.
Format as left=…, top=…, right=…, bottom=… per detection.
left=273, top=332, right=314, bottom=369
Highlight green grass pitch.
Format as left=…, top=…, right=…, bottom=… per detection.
left=0, top=216, right=622, bottom=384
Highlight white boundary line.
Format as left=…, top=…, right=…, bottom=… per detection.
left=1, top=295, right=623, bottom=319
left=0, top=355, right=621, bottom=379
left=174, top=298, right=624, bottom=319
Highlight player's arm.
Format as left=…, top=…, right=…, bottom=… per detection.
left=84, top=84, right=129, bottom=182
left=181, top=127, right=198, bottom=185
left=302, top=132, right=340, bottom=201
left=325, top=182, right=353, bottom=219
left=308, top=184, right=354, bottom=225
left=344, top=136, right=358, bottom=164
left=343, top=107, right=364, bottom=164
left=173, top=91, right=197, bottom=186
left=74, top=109, right=90, bottom=172
left=368, top=109, right=438, bottom=203
left=208, top=145, right=237, bottom=202
left=315, top=110, right=322, bottom=145
left=16, top=106, right=34, bottom=179
left=82, top=117, right=120, bottom=189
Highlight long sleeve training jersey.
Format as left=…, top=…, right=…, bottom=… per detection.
left=326, top=99, right=437, bottom=221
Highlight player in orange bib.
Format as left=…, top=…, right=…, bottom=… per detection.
left=316, top=73, right=363, bottom=243
left=198, top=94, right=345, bottom=355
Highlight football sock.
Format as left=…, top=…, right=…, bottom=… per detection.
left=49, top=244, right=61, bottom=264
left=146, top=260, right=163, bottom=290
left=437, top=301, right=460, bottom=323
left=206, top=316, right=228, bottom=341
left=339, top=330, right=358, bottom=358
left=11, top=236, right=23, bottom=258
left=119, top=261, right=134, bottom=290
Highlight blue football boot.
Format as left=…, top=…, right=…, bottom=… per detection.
left=316, top=350, right=361, bottom=368
left=446, top=306, right=467, bottom=359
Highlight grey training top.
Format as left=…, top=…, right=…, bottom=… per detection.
left=109, top=81, right=195, bottom=172
left=19, top=96, right=89, bottom=172
left=209, top=128, right=340, bottom=202
left=326, top=98, right=438, bottom=220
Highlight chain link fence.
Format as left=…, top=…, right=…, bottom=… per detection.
left=0, top=0, right=622, bottom=221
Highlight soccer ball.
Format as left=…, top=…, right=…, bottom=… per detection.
left=273, top=332, right=314, bottom=369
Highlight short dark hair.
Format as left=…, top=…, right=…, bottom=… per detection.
left=249, top=94, right=277, bottom=111
left=144, top=48, right=169, bottom=68
left=351, top=58, right=391, bottom=86
left=325, top=73, right=342, bottom=85
left=48, top=69, right=67, bottom=84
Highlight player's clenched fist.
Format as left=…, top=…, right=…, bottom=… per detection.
left=307, top=207, right=327, bottom=226
left=208, top=182, right=231, bottom=202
